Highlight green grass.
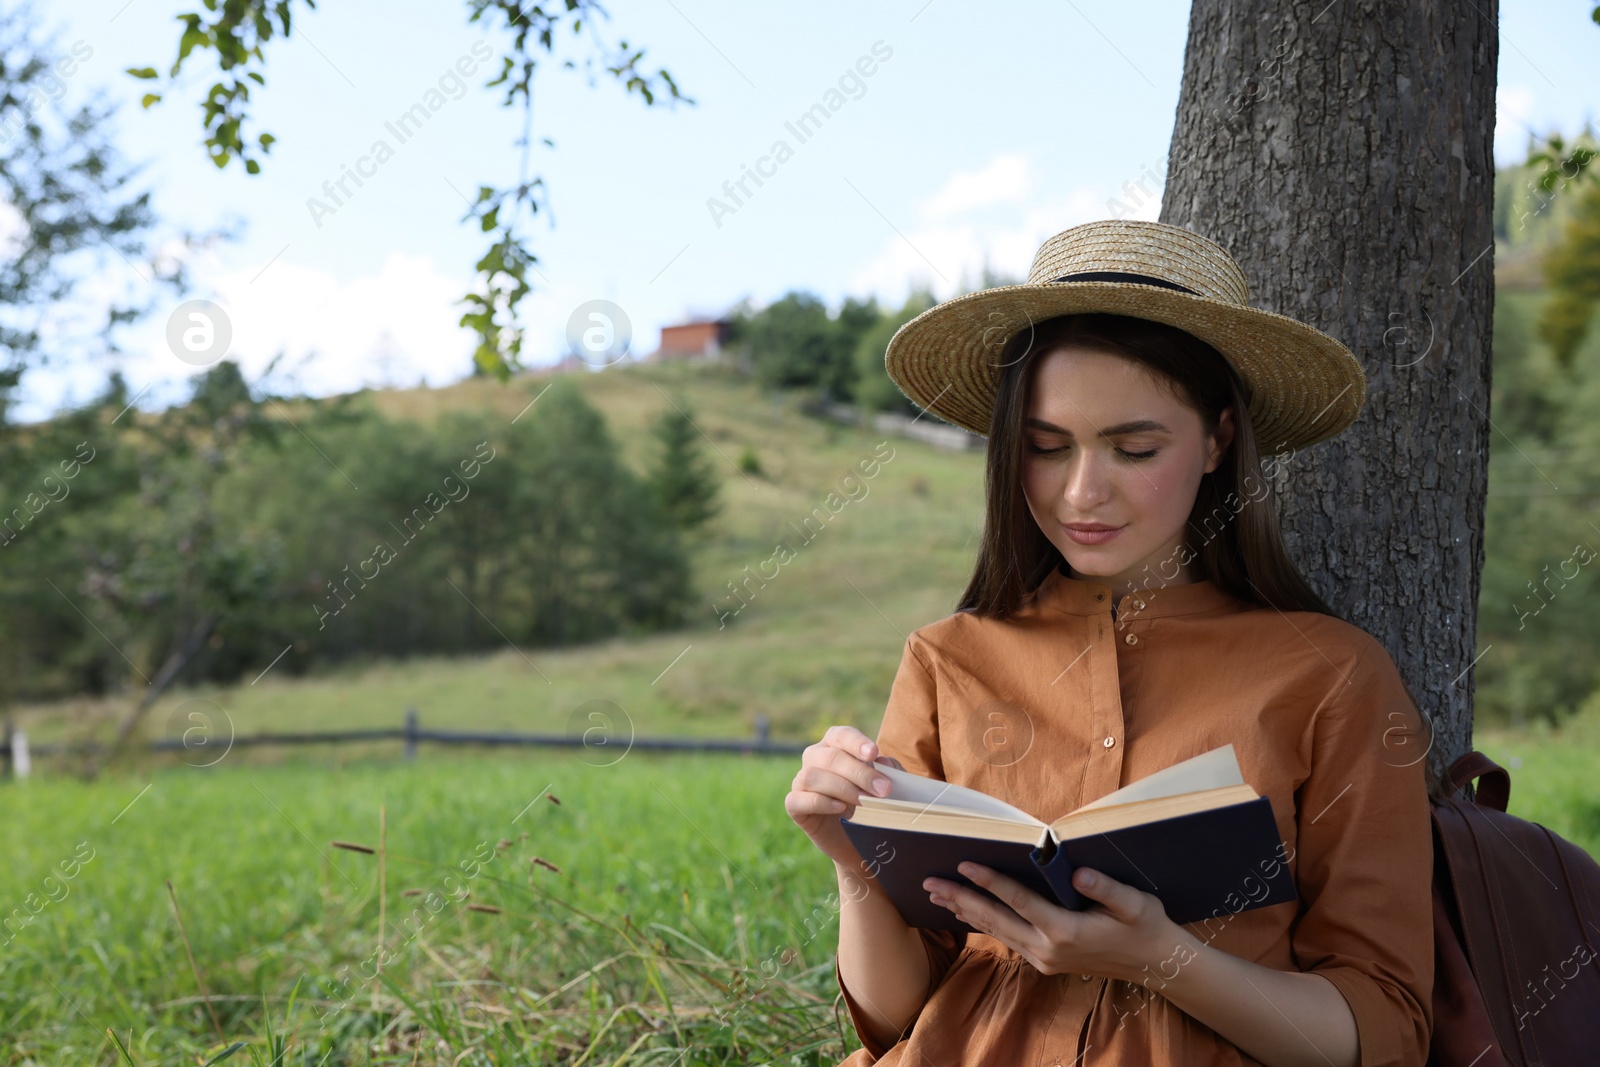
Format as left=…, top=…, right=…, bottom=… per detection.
left=0, top=751, right=852, bottom=1065
left=3, top=714, right=1599, bottom=1065
left=1477, top=696, right=1600, bottom=858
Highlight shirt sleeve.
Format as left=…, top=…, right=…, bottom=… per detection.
left=1290, top=637, right=1434, bottom=1067
left=834, top=634, right=969, bottom=1061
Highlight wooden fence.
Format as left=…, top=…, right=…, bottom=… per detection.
left=0, top=709, right=807, bottom=777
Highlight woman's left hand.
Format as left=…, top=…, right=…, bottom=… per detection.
left=923, top=863, right=1185, bottom=983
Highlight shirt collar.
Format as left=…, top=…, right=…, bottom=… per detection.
left=1023, top=563, right=1256, bottom=621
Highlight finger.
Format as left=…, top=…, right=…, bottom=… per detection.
left=809, top=745, right=894, bottom=799
left=784, top=789, right=851, bottom=818
left=954, top=862, right=1058, bottom=928
left=824, top=724, right=878, bottom=761
left=1070, top=867, right=1158, bottom=923
left=921, top=870, right=1043, bottom=947
left=796, top=763, right=888, bottom=806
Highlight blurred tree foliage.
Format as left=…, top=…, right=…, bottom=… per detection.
left=0, top=369, right=693, bottom=705
left=726, top=292, right=878, bottom=399
left=1539, top=177, right=1600, bottom=368
left=852, top=288, right=936, bottom=417
left=1477, top=271, right=1600, bottom=726
left=0, top=5, right=186, bottom=422
left=1496, top=129, right=1597, bottom=254
left=725, top=290, right=943, bottom=409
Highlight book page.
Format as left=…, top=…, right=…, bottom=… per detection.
left=1049, top=784, right=1258, bottom=840
left=848, top=798, right=1050, bottom=845
left=1070, top=745, right=1244, bottom=813
left=871, top=764, right=1043, bottom=826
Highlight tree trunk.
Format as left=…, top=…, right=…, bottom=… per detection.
left=1160, top=0, right=1498, bottom=785
left=85, top=613, right=218, bottom=780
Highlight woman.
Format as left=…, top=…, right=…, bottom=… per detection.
left=785, top=220, right=1435, bottom=1067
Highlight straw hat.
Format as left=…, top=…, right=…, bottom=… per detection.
left=883, top=219, right=1366, bottom=454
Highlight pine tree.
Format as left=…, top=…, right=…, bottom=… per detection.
left=647, top=401, right=722, bottom=533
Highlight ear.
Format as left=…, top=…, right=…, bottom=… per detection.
left=1205, top=406, right=1237, bottom=474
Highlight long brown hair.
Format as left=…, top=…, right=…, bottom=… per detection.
left=956, top=312, right=1340, bottom=621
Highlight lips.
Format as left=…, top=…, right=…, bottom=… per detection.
left=1061, top=521, right=1125, bottom=546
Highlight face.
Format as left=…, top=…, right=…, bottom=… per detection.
left=1019, top=343, right=1235, bottom=596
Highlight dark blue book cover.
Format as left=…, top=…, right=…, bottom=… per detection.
left=839, top=796, right=1295, bottom=931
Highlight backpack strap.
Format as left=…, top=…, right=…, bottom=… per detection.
left=1443, top=751, right=1510, bottom=812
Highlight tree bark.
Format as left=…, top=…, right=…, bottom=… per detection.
left=1160, top=0, right=1498, bottom=784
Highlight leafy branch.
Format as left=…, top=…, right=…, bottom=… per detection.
left=128, top=0, right=692, bottom=379
left=0, top=5, right=188, bottom=424
left=1527, top=132, right=1597, bottom=196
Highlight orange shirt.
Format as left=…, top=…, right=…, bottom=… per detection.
left=833, top=565, right=1434, bottom=1067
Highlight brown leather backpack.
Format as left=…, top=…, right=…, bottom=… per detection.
left=1427, top=751, right=1600, bottom=1066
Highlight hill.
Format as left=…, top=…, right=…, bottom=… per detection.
left=13, top=360, right=986, bottom=752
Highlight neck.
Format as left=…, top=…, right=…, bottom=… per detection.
left=1062, top=558, right=1207, bottom=603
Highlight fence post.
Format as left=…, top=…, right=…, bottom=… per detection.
left=754, top=713, right=769, bottom=750
left=404, top=708, right=418, bottom=761
left=12, top=730, right=29, bottom=779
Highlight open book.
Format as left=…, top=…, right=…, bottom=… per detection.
left=839, top=745, right=1296, bottom=931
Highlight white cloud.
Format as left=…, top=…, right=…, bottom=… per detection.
left=13, top=242, right=674, bottom=422
left=849, top=156, right=1164, bottom=309
left=229, top=253, right=478, bottom=393
left=916, top=153, right=1036, bottom=221
left=102, top=251, right=484, bottom=405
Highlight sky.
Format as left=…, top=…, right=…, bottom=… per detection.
left=14, top=0, right=1600, bottom=420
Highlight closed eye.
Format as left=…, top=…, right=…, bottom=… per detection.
left=1026, top=443, right=1160, bottom=461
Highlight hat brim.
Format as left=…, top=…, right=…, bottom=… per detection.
left=883, top=281, right=1366, bottom=454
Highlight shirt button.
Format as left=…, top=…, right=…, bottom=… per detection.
left=1094, top=592, right=1105, bottom=601
left=1125, top=633, right=1138, bottom=645
left=1081, top=973, right=1093, bottom=981
left=1103, top=736, right=1115, bottom=748
left=1134, top=599, right=1146, bottom=610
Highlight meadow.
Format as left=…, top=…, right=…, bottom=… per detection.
left=0, top=750, right=854, bottom=1065
left=0, top=720, right=1595, bottom=1066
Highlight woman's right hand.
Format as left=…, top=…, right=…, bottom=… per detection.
left=785, top=725, right=903, bottom=869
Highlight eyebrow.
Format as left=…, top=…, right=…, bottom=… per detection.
left=1024, top=417, right=1172, bottom=438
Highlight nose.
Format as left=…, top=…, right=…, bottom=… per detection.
left=1061, top=449, right=1112, bottom=511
